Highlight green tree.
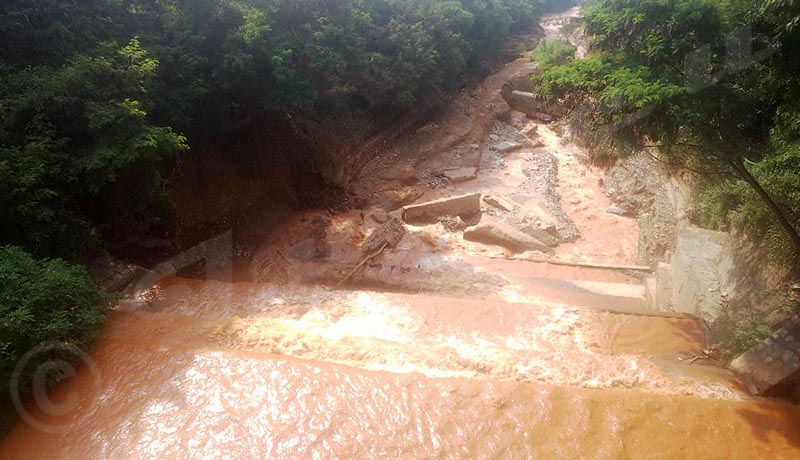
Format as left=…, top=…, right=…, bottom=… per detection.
left=535, top=0, right=800, bottom=256
left=0, top=245, right=108, bottom=414
left=0, top=38, right=188, bottom=257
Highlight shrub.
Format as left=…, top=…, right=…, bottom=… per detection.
left=0, top=245, right=109, bottom=420
left=530, top=40, right=577, bottom=67
left=716, top=310, right=772, bottom=364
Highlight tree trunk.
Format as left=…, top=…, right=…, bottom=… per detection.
left=731, top=160, right=800, bottom=253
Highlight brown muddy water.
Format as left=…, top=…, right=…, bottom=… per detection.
left=2, top=279, right=799, bottom=459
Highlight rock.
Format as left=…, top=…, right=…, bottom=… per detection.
left=464, top=217, right=554, bottom=254
left=402, top=193, right=482, bottom=224
left=532, top=112, right=553, bottom=123
left=483, top=195, right=515, bottom=212
left=522, top=125, right=539, bottom=137
left=362, top=216, right=405, bottom=252
left=507, top=74, right=536, bottom=93
left=438, top=215, right=468, bottom=232
left=489, top=134, right=500, bottom=141
left=493, top=141, right=523, bottom=153
left=502, top=88, right=539, bottom=115
left=443, top=167, right=478, bottom=183
left=509, top=110, right=528, bottom=128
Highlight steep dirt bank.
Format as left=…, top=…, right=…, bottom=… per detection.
left=105, top=25, right=547, bottom=274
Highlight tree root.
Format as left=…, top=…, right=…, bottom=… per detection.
left=336, top=242, right=388, bottom=287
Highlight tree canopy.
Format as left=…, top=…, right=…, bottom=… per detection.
left=1, top=0, right=569, bottom=259
left=534, top=0, right=800, bottom=265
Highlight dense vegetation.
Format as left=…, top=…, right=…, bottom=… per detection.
left=1, top=0, right=568, bottom=428
left=530, top=39, right=576, bottom=66
left=2, top=0, right=570, bottom=260
left=534, top=0, right=800, bottom=272
left=0, top=246, right=108, bottom=430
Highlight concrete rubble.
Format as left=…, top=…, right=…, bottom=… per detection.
left=402, top=193, right=482, bottom=224
left=442, top=167, right=478, bottom=183
left=730, top=317, right=800, bottom=397
left=464, top=216, right=555, bottom=254
left=493, top=141, right=524, bottom=153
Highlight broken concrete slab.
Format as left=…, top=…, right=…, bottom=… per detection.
left=402, top=193, right=481, bottom=224
left=493, top=141, right=523, bottom=153
left=483, top=195, right=515, bottom=212
left=519, top=225, right=560, bottom=248
left=464, top=216, right=554, bottom=254
left=730, top=317, right=800, bottom=396
left=443, top=167, right=478, bottom=183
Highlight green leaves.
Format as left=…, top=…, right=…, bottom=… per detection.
left=0, top=39, right=186, bottom=257
left=0, top=245, right=108, bottom=405
left=555, top=0, right=800, bottom=266
left=530, top=40, right=577, bottom=67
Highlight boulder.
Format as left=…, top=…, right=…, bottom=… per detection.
left=493, top=141, right=523, bottom=153
left=522, top=125, right=539, bottom=137
left=532, top=112, right=553, bottom=123
left=443, top=167, right=478, bottom=183
left=464, top=217, right=554, bottom=254
left=501, top=87, right=540, bottom=115
left=402, top=193, right=482, bottom=224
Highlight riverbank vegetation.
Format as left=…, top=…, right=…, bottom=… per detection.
left=0, top=246, right=109, bottom=432
left=533, top=0, right=800, bottom=274
left=1, top=0, right=571, bottom=261
left=0, top=0, right=573, bottom=430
